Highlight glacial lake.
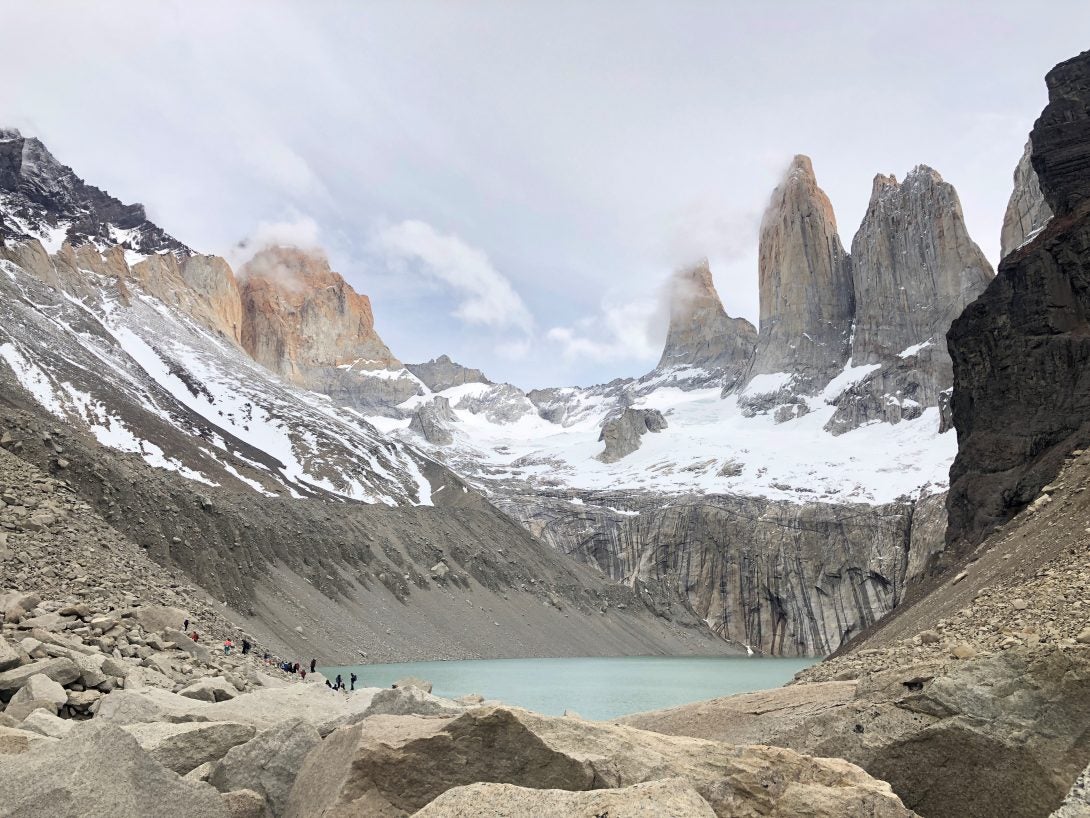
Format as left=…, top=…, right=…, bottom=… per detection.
left=323, top=656, right=815, bottom=720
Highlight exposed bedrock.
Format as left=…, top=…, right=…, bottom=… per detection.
left=497, top=490, right=947, bottom=657
left=1001, top=140, right=1053, bottom=258
left=850, top=167, right=992, bottom=367
left=408, top=396, right=458, bottom=446
left=596, top=408, right=667, bottom=463
left=948, top=49, right=1090, bottom=547
left=405, top=354, right=491, bottom=392
left=745, top=155, right=854, bottom=393
left=656, top=259, right=756, bottom=391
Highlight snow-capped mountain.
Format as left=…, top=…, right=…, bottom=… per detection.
left=0, top=128, right=1013, bottom=655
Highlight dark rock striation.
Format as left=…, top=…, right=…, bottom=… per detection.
left=949, top=49, right=1090, bottom=546
left=498, top=490, right=946, bottom=656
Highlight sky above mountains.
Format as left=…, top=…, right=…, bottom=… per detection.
left=3, top=1, right=1088, bottom=388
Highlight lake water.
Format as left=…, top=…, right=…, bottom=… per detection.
left=323, top=656, right=815, bottom=720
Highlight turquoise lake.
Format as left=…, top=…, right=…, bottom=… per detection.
left=323, top=656, right=815, bottom=720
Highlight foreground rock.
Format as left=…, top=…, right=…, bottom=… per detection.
left=209, top=719, right=321, bottom=816
left=414, top=778, right=718, bottom=817
left=0, top=721, right=229, bottom=817
left=624, top=644, right=1090, bottom=818
left=284, top=705, right=914, bottom=817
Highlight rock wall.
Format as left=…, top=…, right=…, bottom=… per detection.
left=948, top=49, right=1090, bottom=546
left=406, top=355, right=490, bottom=392
left=656, top=259, right=756, bottom=390
left=850, top=167, right=992, bottom=366
left=1000, top=140, right=1053, bottom=258
left=746, top=155, right=854, bottom=392
left=596, top=408, right=667, bottom=463
left=498, top=490, right=946, bottom=656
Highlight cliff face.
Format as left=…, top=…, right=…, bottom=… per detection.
left=850, top=167, right=993, bottom=366
left=406, top=355, right=491, bottom=392
left=499, top=490, right=945, bottom=656
left=1000, top=141, right=1053, bottom=258
left=0, top=128, right=188, bottom=256
left=824, top=168, right=993, bottom=435
left=746, top=155, right=854, bottom=392
left=657, top=259, right=756, bottom=390
left=948, top=49, right=1090, bottom=546
left=239, top=246, right=399, bottom=381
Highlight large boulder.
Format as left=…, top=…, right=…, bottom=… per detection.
left=0, top=657, right=79, bottom=697
left=414, top=778, right=717, bottom=817
left=6, top=672, right=67, bottom=717
left=179, top=676, right=240, bottom=703
left=624, top=645, right=1090, bottom=818
left=0, top=721, right=229, bottom=816
left=121, top=720, right=257, bottom=774
left=94, top=685, right=214, bottom=724
left=283, top=705, right=913, bottom=817
left=18, top=708, right=75, bottom=739
left=0, top=635, right=19, bottom=671
left=209, top=719, right=321, bottom=816
left=362, top=686, right=464, bottom=719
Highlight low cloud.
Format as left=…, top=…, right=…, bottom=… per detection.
left=546, top=294, right=669, bottom=364
left=372, top=220, right=533, bottom=333
left=229, top=215, right=323, bottom=270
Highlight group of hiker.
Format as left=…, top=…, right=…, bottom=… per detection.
left=181, top=619, right=358, bottom=691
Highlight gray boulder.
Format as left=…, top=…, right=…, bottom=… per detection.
left=0, top=721, right=229, bottom=816
left=121, top=720, right=257, bottom=775
left=179, top=676, right=240, bottom=702
left=361, top=686, right=463, bottom=718
left=0, top=635, right=19, bottom=671
left=209, top=719, right=321, bottom=816
left=17, top=708, right=74, bottom=738
left=283, top=706, right=912, bottom=817
left=0, top=657, right=79, bottom=695
left=7, top=673, right=67, bottom=716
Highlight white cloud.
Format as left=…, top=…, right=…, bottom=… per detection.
left=546, top=294, right=668, bottom=364
left=228, top=216, right=322, bottom=269
left=372, top=220, right=533, bottom=333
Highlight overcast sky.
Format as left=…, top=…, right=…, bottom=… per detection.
left=3, top=2, right=1087, bottom=387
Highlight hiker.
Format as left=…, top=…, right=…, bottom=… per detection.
left=325, top=679, right=332, bottom=688
left=183, top=618, right=189, bottom=632
left=350, top=672, right=357, bottom=691
left=190, top=631, right=199, bottom=642
left=263, top=651, right=270, bottom=665
left=301, top=669, right=307, bottom=681
left=223, top=639, right=233, bottom=655
left=335, top=674, right=343, bottom=691
left=241, top=639, right=251, bottom=655
left=310, top=658, right=316, bottom=674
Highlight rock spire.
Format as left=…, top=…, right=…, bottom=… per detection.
left=850, top=166, right=993, bottom=366
left=657, top=259, right=756, bottom=388
left=746, top=155, right=854, bottom=390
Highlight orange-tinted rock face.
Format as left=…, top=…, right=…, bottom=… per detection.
left=239, top=246, right=399, bottom=384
